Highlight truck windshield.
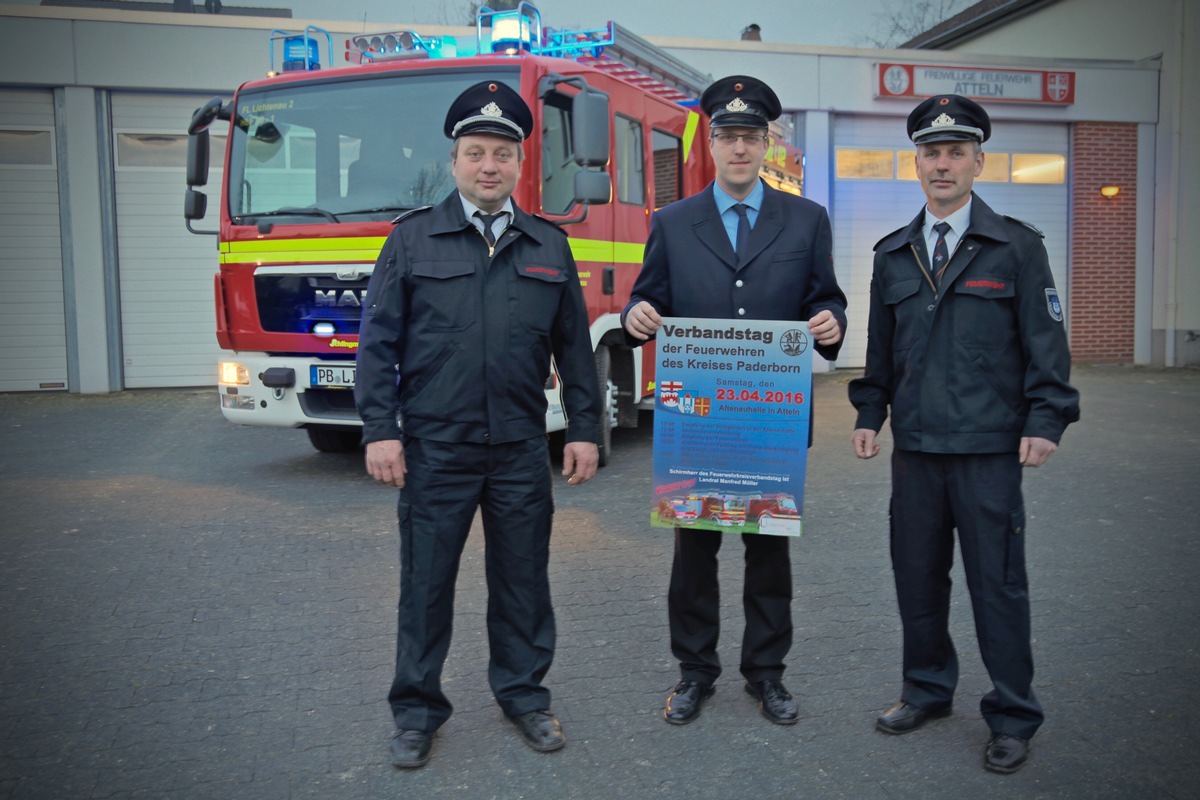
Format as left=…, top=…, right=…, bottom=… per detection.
left=227, top=70, right=520, bottom=224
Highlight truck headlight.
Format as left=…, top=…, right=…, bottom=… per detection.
left=219, top=361, right=250, bottom=386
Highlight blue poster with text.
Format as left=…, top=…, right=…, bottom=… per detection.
left=651, top=317, right=813, bottom=537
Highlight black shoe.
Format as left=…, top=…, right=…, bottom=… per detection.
left=388, top=729, right=433, bottom=768
left=509, top=710, right=566, bottom=752
left=744, top=679, right=799, bottom=725
left=663, top=679, right=715, bottom=725
left=875, top=701, right=952, bottom=735
left=984, top=734, right=1030, bottom=773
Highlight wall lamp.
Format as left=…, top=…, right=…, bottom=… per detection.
left=1100, top=185, right=1121, bottom=199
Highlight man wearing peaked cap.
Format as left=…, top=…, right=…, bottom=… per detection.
left=442, top=80, right=533, bottom=142
left=623, top=75, right=847, bottom=730
left=356, top=79, right=600, bottom=768
left=849, top=94, right=1079, bottom=774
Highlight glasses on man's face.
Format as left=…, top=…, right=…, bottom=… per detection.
left=712, top=132, right=768, bottom=147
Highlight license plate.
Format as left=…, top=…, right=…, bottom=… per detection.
left=310, top=365, right=355, bottom=388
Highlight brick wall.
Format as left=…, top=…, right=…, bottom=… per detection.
left=1068, top=122, right=1138, bottom=362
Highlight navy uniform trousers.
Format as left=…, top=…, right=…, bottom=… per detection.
left=890, top=447, right=1043, bottom=741
left=388, top=436, right=555, bottom=733
left=669, top=530, right=793, bottom=684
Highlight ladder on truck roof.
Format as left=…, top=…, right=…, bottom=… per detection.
left=576, top=23, right=711, bottom=105
left=478, top=3, right=712, bottom=104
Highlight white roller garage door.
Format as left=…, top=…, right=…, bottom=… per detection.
left=833, top=115, right=1069, bottom=369
left=0, top=89, right=67, bottom=392
left=112, top=91, right=226, bottom=388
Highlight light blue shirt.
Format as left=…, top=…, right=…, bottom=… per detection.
left=459, top=194, right=514, bottom=241
left=923, top=200, right=972, bottom=263
left=712, top=179, right=764, bottom=252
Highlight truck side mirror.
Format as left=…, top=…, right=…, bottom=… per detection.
left=187, top=130, right=210, bottom=187
left=571, top=90, right=609, bottom=168
left=573, top=169, right=611, bottom=205
left=184, top=188, right=208, bottom=221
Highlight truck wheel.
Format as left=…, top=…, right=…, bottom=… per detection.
left=595, top=345, right=615, bottom=467
left=306, top=427, right=361, bottom=453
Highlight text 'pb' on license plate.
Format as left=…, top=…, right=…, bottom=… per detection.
left=310, top=365, right=355, bottom=387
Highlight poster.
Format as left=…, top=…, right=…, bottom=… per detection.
left=650, top=317, right=813, bottom=537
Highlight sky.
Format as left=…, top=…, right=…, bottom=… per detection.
left=9, top=0, right=922, bottom=48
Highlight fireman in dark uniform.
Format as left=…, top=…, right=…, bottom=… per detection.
left=849, top=95, right=1080, bottom=774
left=622, top=75, right=848, bottom=727
left=355, top=81, right=601, bottom=769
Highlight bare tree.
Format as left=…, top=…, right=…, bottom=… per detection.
left=861, top=0, right=975, bottom=48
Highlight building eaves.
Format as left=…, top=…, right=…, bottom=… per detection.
left=901, top=0, right=1062, bottom=49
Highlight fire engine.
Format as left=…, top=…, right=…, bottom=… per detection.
left=184, top=2, right=803, bottom=464
left=659, top=491, right=747, bottom=527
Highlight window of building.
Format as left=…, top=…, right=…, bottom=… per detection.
left=614, top=114, right=645, bottom=205
left=116, top=132, right=227, bottom=170
left=651, top=129, right=681, bottom=209
left=1012, top=153, right=1066, bottom=184
left=0, top=129, right=54, bottom=166
left=836, top=149, right=894, bottom=179
left=842, top=147, right=1063, bottom=185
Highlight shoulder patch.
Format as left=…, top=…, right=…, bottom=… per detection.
left=1045, top=288, right=1064, bottom=322
left=391, top=205, right=433, bottom=225
left=1003, top=214, right=1044, bottom=238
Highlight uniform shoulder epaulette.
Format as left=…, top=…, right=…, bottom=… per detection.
left=873, top=225, right=908, bottom=252
left=1003, top=214, right=1044, bottom=238
left=391, top=205, right=433, bottom=225
left=528, top=212, right=569, bottom=236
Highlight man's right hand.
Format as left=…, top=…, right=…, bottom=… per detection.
left=366, top=439, right=406, bottom=487
left=852, top=428, right=880, bottom=459
left=624, top=301, right=663, bottom=341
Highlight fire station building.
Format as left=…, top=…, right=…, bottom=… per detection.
left=0, top=0, right=1195, bottom=393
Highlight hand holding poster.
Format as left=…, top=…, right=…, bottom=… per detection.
left=651, top=317, right=813, bottom=537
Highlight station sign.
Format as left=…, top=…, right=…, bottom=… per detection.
left=876, top=62, right=1075, bottom=105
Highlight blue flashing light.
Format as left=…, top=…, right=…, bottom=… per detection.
left=491, top=11, right=533, bottom=54
left=282, top=35, right=319, bottom=72
left=270, top=26, right=334, bottom=73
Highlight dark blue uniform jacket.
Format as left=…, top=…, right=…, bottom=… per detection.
left=622, top=181, right=848, bottom=362
left=355, top=192, right=601, bottom=447
left=849, top=194, right=1080, bottom=453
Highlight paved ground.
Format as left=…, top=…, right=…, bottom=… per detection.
left=1, top=365, right=1198, bottom=799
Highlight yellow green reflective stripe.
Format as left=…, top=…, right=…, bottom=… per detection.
left=220, top=236, right=387, bottom=264
left=569, top=238, right=644, bottom=264
left=682, top=111, right=700, bottom=164
left=219, top=236, right=643, bottom=265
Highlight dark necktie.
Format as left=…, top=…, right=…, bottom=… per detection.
left=932, top=221, right=951, bottom=284
left=733, top=203, right=751, bottom=263
left=475, top=211, right=502, bottom=248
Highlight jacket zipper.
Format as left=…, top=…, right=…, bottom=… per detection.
left=910, top=244, right=937, bottom=300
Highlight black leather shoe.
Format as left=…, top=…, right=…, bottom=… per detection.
left=875, top=701, right=952, bottom=734
left=388, top=729, right=433, bottom=768
left=985, top=734, right=1030, bottom=773
left=509, top=710, right=566, bottom=752
left=663, top=679, right=715, bottom=725
left=744, top=680, right=799, bottom=725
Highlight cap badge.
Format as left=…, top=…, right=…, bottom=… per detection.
left=726, top=97, right=749, bottom=113
left=932, top=112, right=956, bottom=128
left=481, top=101, right=503, bottom=118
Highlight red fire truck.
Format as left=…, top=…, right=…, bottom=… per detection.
left=184, top=3, right=803, bottom=464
